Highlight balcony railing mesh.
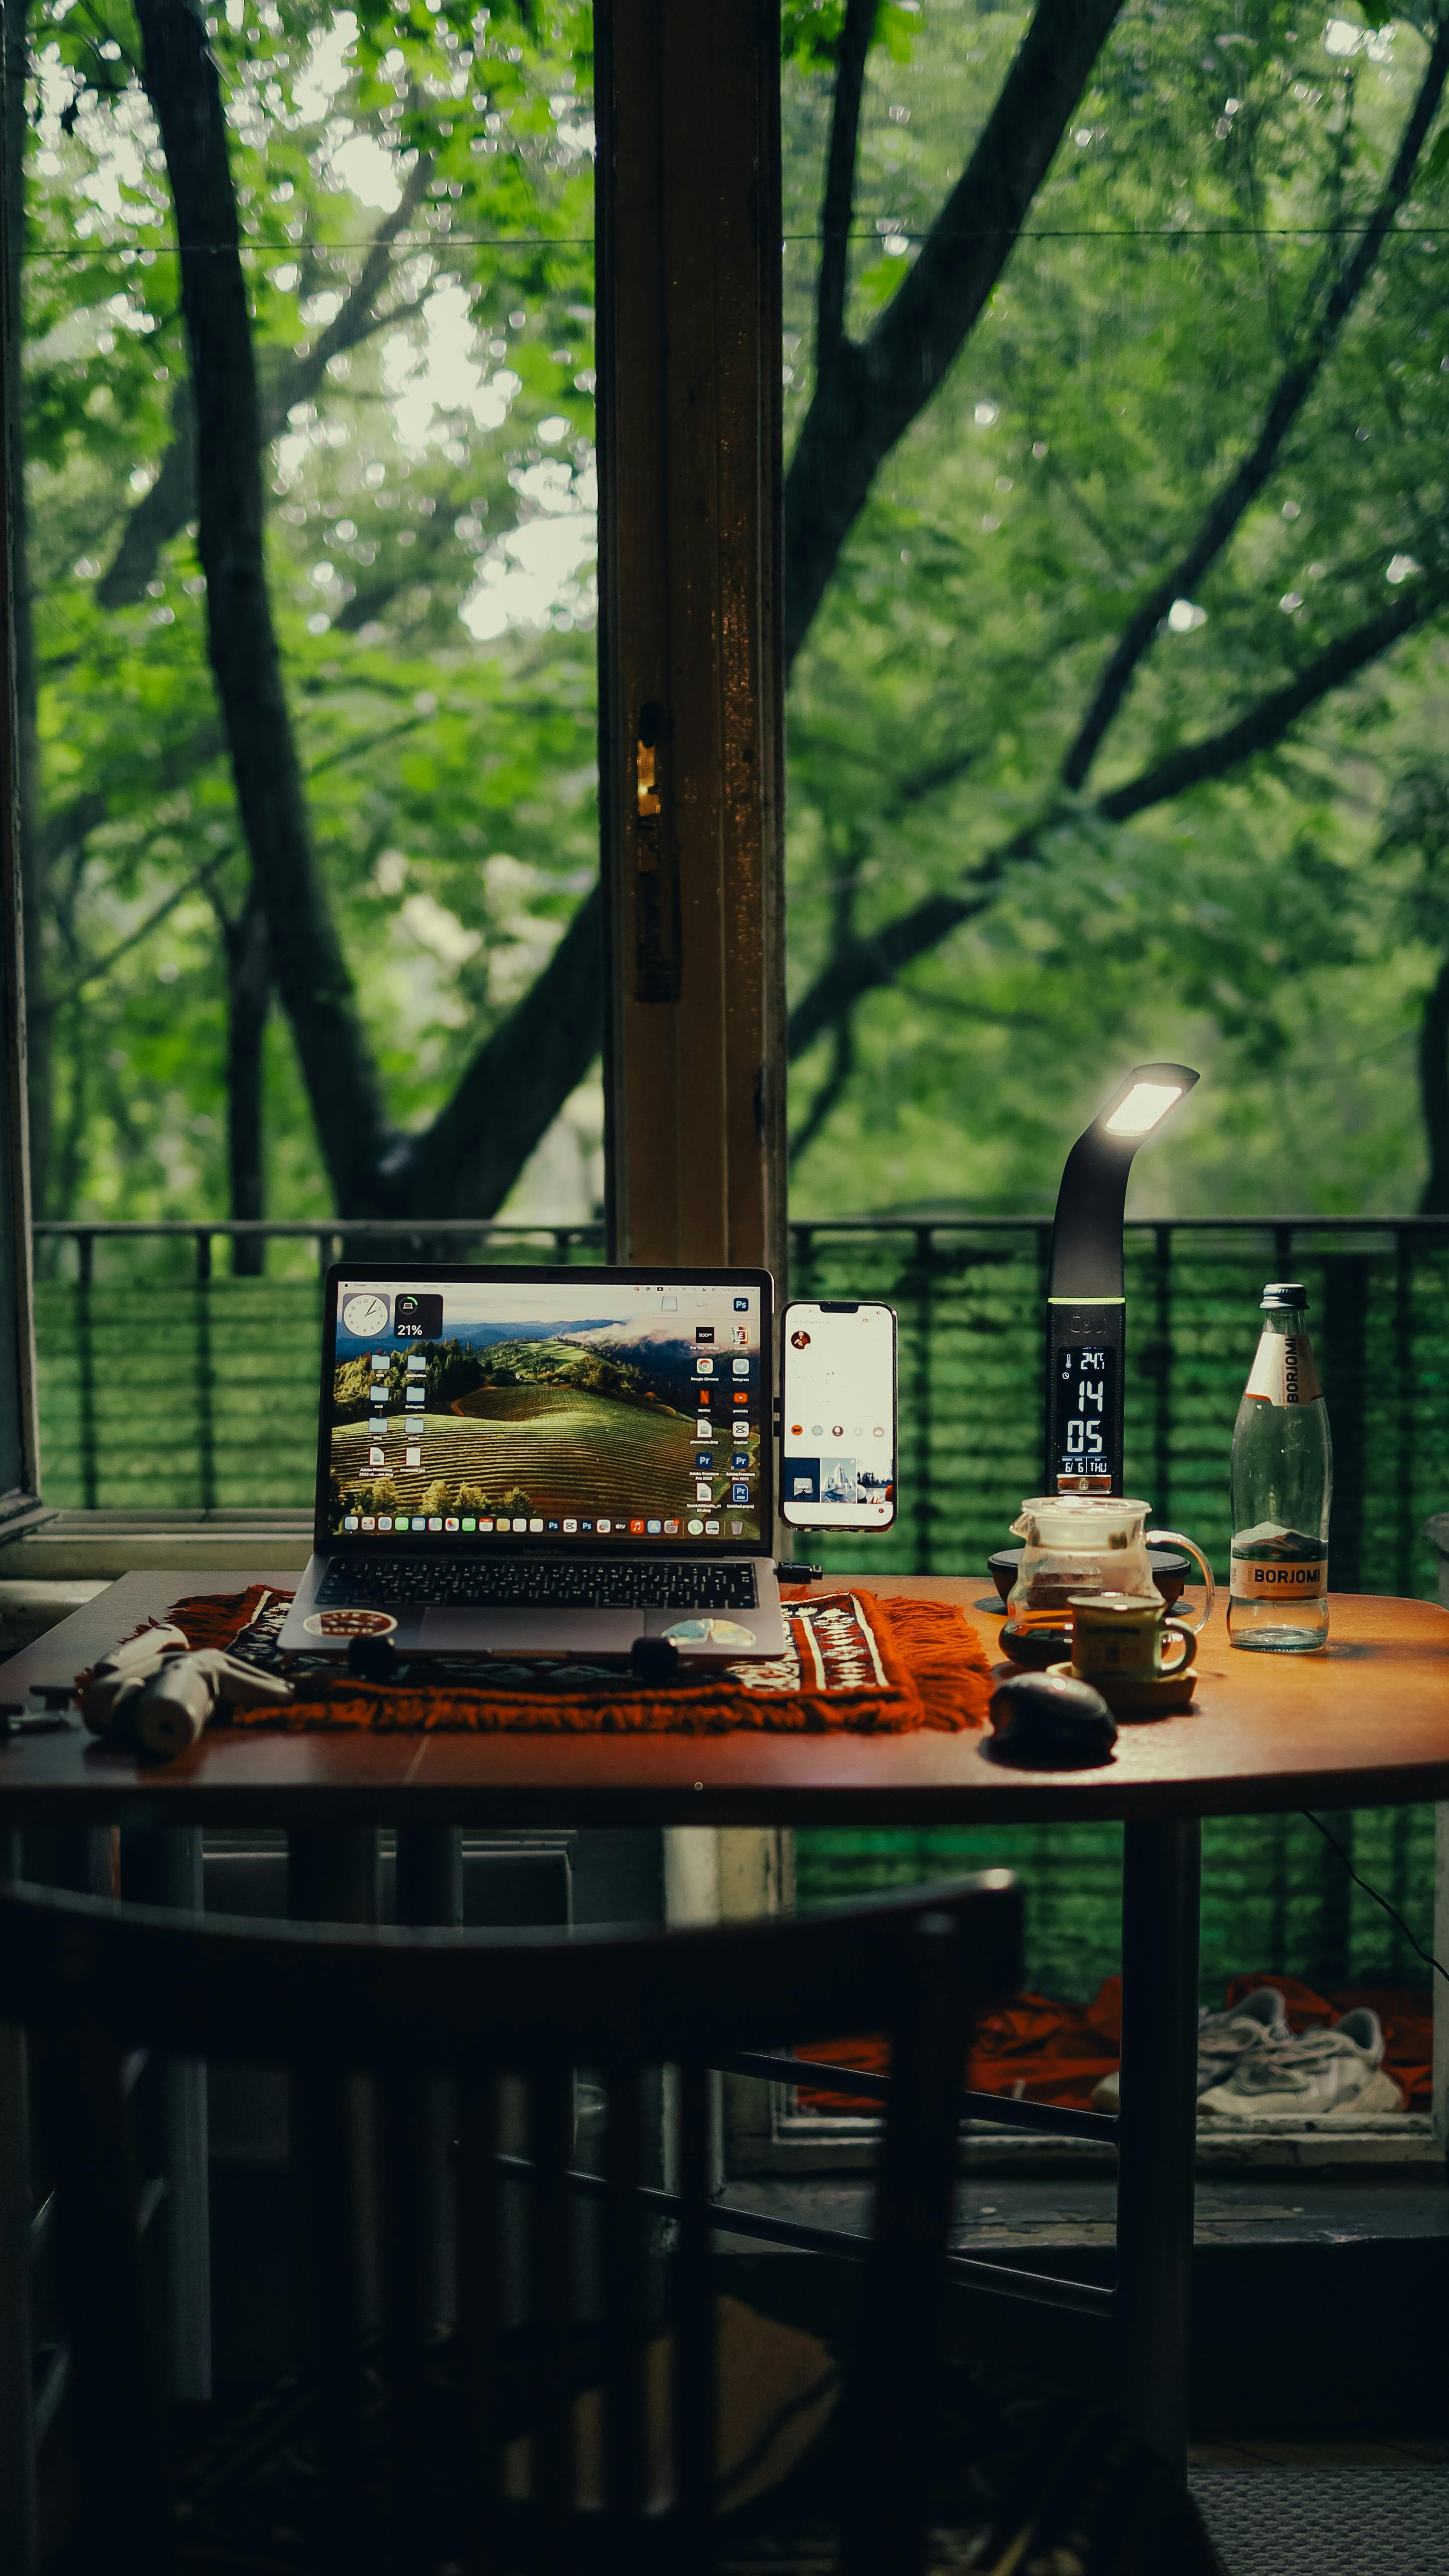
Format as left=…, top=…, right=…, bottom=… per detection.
left=31, top=1215, right=1448, bottom=1595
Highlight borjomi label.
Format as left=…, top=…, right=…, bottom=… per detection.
left=1229, top=1521, right=1328, bottom=1599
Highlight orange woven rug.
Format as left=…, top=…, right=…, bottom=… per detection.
left=141, top=1585, right=993, bottom=1735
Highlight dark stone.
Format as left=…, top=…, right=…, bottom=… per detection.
left=985, top=1670, right=1117, bottom=1770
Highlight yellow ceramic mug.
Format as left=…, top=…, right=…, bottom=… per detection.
left=1067, top=1590, right=1197, bottom=1686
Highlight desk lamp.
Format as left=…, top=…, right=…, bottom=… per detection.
left=1045, top=1064, right=1198, bottom=1495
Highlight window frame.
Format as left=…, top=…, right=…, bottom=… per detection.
left=0, top=75, right=43, bottom=1540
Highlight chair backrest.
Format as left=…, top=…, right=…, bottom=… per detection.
left=0, top=1868, right=1021, bottom=2576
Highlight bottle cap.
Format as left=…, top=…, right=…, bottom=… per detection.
left=1260, top=1281, right=1308, bottom=1310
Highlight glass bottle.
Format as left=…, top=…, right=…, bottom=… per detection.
left=1228, top=1282, right=1332, bottom=1652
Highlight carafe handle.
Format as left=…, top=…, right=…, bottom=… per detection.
left=1146, top=1529, right=1216, bottom=1633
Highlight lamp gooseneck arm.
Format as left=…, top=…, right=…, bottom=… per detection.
left=1048, top=1135, right=1133, bottom=1304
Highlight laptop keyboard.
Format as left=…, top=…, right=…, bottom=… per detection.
left=315, top=1556, right=760, bottom=1614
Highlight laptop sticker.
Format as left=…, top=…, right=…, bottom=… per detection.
left=303, top=1608, right=398, bottom=1639
left=663, top=1618, right=758, bottom=1647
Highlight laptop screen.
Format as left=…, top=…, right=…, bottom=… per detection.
left=320, top=1269, right=770, bottom=1548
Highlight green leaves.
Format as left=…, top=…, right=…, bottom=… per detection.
left=784, top=0, right=1449, bottom=1213
left=23, top=0, right=599, bottom=1220
left=782, top=1, right=920, bottom=73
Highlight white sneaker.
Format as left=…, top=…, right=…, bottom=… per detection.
left=1197, top=2008, right=1402, bottom=2120
left=1091, top=1983, right=1289, bottom=2114
left=1195, top=1985, right=1290, bottom=2096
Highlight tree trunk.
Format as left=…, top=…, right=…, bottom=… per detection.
left=133, top=0, right=392, bottom=1216
left=218, top=889, right=269, bottom=1271
left=2, top=0, right=47, bottom=1208
left=1419, top=954, right=1449, bottom=1215
left=397, top=884, right=604, bottom=1218
left=784, top=0, right=1125, bottom=673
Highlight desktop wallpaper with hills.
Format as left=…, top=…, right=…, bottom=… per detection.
left=327, top=1301, right=762, bottom=1534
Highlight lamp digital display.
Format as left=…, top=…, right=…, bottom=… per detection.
left=1052, top=1346, right=1117, bottom=1489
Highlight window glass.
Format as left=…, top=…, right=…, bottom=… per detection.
left=15, top=2, right=597, bottom=1506
left=783, top=4, right=1449, bottom=1218
left=20, top=0, right=598, bottom=1244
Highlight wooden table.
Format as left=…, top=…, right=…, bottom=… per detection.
left=0, top=1574, right=1445, bottom=1825
left=1, top=1570, right=1446, bottom=2494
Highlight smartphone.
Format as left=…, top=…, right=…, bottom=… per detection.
left=780, top=1300, right=898, bottom=1529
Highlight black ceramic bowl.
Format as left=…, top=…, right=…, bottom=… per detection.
left=986, top=1546, right=1190, bottom=1611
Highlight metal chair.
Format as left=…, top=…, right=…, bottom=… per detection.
left=0, top=1869, right=1024, bottom=2576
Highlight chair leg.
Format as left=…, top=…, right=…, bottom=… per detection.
left=1115, top=1817, right=1201, bottom=2478
left=394, top=1831, right=462, bottom=2338
left=0, top=2022, right=38, bottom=2576
left=289, top=1833, right=383, bottom=2340
left=123, top=1829, right=211, bottom=2402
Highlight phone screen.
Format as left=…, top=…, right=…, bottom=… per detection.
left=781, top=1302, right=897, bottom=1528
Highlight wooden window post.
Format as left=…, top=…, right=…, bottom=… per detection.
left=596, top=0, right=786, bottom=1280
left=596, top=5, right=789, bottom=2007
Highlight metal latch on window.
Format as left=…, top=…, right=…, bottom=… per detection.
left=633, top=700, right=680, bottom=1001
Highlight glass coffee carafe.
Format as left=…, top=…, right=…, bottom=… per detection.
left=1003, top=1496, right=1215, bottom=1668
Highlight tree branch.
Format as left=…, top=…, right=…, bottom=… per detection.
left=789, top=845, right=863, bottom=1163
left=815, top=0, right=877, bottom=383
left=784, top=0, right=1125, bottom=671
left=1060, top=18, right=1449, bottom=791
left=38, top=847, right=229, bottom=1015
left=95, top=153, right=435, bottom=609
left=396, top=881, right=604, bottom=1219
left=95, top=388, right=197, bottom=610
left=788, top=580, right=1449, bottom=1058
left=1095, top=582, right=1449, bottom=824
left=211, top=879, right=270, bottom=1257
left=293, top=152, right=433, bottom=399
left=134, top=0, right=391, bottom=1212
left=37, top=718, right=225, bottom=871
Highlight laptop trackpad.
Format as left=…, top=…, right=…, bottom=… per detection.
left=419, top=1607, right=641, bottom=1657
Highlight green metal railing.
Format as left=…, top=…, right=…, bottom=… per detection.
left=29, top=1213, right=1447, bottom=2003
left=30, top=1213, right=1449, bottom=1594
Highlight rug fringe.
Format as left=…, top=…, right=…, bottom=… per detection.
left=123, top=1586, right=993, bottom=1735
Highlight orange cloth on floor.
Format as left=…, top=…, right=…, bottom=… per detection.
left=127, top=1585, right=994, bottom=1735
left=795, top=1981, right=1122, bottom=2114
left=797, top=1971, right=1432, bottom=2112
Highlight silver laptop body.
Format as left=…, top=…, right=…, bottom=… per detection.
left=276, top=1262, right=786, bottom=1662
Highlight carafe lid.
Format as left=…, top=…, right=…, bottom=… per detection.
left=1015, top=1495, right=1150, bottom=1546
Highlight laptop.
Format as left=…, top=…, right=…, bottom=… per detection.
left=275, top=1262, right=787, bottom=1661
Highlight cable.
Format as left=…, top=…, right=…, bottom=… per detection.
left=1299, top=1809, right=1449, bottom=1989
left=17, top=221, right=1449, bottom=258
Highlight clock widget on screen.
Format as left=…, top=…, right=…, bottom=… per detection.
left=341, top=1291, right=391, bottom=1339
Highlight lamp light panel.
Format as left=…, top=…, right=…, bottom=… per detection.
left=1100, top=1081, right=1184, bottom=1140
